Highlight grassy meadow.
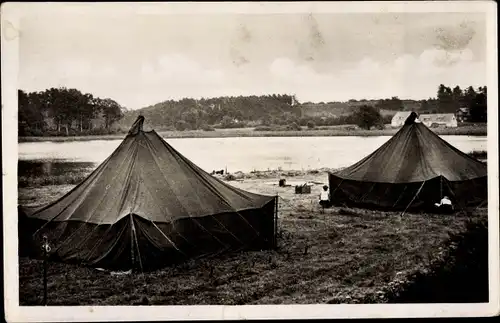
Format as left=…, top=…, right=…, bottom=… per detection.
left=18, top=168, right=489, bottom=305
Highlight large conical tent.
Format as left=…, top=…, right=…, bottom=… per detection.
left=328, top=113, right=487, bottom=211
left=19, top=116, right=277, bottom=270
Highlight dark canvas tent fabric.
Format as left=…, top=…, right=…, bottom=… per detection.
left=328, top=116, right=487, bottom=211
left=19, top=116, right=277, bottom=270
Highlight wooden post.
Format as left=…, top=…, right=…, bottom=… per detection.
left=41, top=235, right=49, bottom=306
left=43, top=255, right=47, bottom=306
left=274, top=195, right=279, bottom=249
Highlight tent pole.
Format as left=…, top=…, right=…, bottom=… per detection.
left=400, top=180, right=426, bottom=217
left=130, top=214, right=135, bottom=273
left=329, top=177, right=344, bottom=196
left=443, top=179, right=468, bottom=215
left=440, top=176, right=443, bottom=199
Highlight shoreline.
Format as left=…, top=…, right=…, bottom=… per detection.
left=18, top=124, right=487, bottom=143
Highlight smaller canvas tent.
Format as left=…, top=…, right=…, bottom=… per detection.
left=19, top=116, right=278, bottom=271
left=329, top=112, right=487, bottom=211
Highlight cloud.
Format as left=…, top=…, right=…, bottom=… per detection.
left=432, top=21, right=477, bottom=51
left=20, top=46, right=485, bottom=110
left=140, top=54, right=225, bottom=85
left=268, top=47, right=486, bottom=102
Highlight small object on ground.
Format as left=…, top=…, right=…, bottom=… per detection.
left=224, top=173, right=236, bottom=181
left=279, top=179, right=286, bottom=187
left=110, top=269, right=132, bottom=276
left=295, top=183, right=311, bottom=194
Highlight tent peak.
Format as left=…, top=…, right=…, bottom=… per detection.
left=128, top=115, right=145, bottom=135
left=404, top=111, right=419, bottom=125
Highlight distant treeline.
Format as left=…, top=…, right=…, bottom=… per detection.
left=117, top=84, right=487, bottom=131
left=300, top=84, right=487, bottom=124
left=421, top=84, right=487, bottom=122
left=18, top=84, right=487, bottom=136
left=18, top=88, right=126, bottom=136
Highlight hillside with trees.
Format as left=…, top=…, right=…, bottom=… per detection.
left=18, top=84, right=487, bottom=136
left=116, top=94, right=301, bottom=131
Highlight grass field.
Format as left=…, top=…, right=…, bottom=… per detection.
left=18, top=123, right=487, bottom=143
left=18, top=171, right=488, bottom=305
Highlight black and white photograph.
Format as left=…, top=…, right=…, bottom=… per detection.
left=2, top=1, right=499, bottom=321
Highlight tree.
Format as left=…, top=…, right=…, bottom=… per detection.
left=470, top=86, right=487, bottom=122
left=98, top=98, right=125, bottom=129
left=76, top=93, right=96, bottom=131
left=287, top=122, right=301, bottom=131
left=17, top=87, right=126, bottom=136
left=18, top=89, right=46, bottom=135
left=260, top=117, right=271, bottom=126
left=463, top=86, right=477, bottom=111
left=175, top=120, right=188, bottom=131
left=375, top=96, right=403, bottom=111
left=353, top=105, right=383, bottom=130
left=437, top=84, right=454, bottom=112
left=180, top=109, right=200, bottom=130
left=452, top=86, right=463, bottom=111
left=220, top=115, right=236, bottom=128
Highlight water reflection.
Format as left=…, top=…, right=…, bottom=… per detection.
left=18, top=136, right=487, bottom=174
left=18, top=160, right=96, bottom=178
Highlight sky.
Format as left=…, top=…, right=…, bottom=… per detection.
left=18, top=8, right=488, bottom=110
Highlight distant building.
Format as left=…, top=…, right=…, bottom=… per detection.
left=456, top=107, right=470, bottom=122
left=391, top=111, right=413, bottom=127
left=391, top=111, right=458, bottom=128
left=419, top=113, right=458, bottom=128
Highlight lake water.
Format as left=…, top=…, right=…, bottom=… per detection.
left=18, top=135, right=487, bottom=175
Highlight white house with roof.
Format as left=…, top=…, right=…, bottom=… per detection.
left=391, top=111, right=458, bottom=128
left=419, top=113, right=458, bottom=128
left=391, top=111, right=413, bottom=127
